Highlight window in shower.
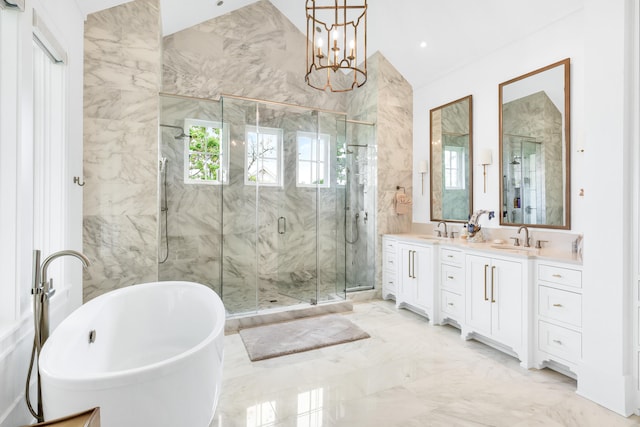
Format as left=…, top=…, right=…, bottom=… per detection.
left=296, top=131, right=330, bottom=187
left=245, top=126, right=283, bottom=186
left=184, top=118, right=228, bottom=185
left=444, top=145, right=466, bottom=190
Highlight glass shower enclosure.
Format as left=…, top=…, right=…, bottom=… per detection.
left=158, top=94, right=375, bottom=316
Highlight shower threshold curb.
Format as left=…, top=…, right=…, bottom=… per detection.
left=225, top=300, right=353, bottom=334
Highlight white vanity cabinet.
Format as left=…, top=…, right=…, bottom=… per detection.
left=465, top=254, right=526, bottom=359
left=397, top=242, right=434, bottom=319
left=535, top=262, right=583, bottom=373
left=439, top=247, right=465, bottom=325
left=382, top=236, right=398, bottom=300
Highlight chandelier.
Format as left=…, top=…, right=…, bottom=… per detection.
left=305, top=0, right=367, bottom=92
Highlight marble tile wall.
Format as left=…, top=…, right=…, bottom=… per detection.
left=158, top=96, right=223, bottom=294
left=82, top=0, right=412, bottom=308
left=162, top=0, right=347, bottom=111
left=82, top=0, right=162, bottom=301
left=160, top=1, right=398, bottom=312
left=347, top=53, right=413, bottom=289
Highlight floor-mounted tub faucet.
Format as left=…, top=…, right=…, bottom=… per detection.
left=39, top=250, right=91, bottom=343
left=27, top=249, right=90, bottom=422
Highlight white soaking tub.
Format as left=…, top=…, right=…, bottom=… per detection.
left=39, top=281, right=225, bottom=427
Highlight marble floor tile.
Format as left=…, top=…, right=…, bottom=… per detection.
left=211, top=300, right=640, bottom=427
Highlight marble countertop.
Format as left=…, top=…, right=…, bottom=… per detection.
left=385, top=233, right=583, bottom=265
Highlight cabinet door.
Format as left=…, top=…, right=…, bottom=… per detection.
left=414, top=245, right=433, bottom=310
left=398, top=245, right=416, bottom=303
left=466, top=255, right=492, bottom=335
left=490, top=258, right=522, bottom=348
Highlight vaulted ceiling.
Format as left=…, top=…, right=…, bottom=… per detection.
left=80, top=0, right=585, bottom=90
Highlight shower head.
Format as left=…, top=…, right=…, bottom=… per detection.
left=160, top=124, right=190, bottom=140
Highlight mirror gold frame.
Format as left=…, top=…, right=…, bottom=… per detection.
left=430, top=95, right=473, bottom=223
left=499, top=58, right=571, bottom=229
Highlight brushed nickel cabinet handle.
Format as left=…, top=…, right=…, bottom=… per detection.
left=491, top=266, right=496, bottom=303
left=484, top=264, right=489, bottom=301
left=552, top=303, right=563, bottom=308
left=412, top=250, right=416, bottom=278
left=552, top=274, right=562, bottom=278
left=447, top=275, right=455, bottom=280
left=553, top=339, right=563, bottom=345
left=448, top=302, right=454, bottom=306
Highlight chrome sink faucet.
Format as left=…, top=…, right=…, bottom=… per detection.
left=436, top=221, right=448, bottom=238
left=517, top=225, right=531, bottom=247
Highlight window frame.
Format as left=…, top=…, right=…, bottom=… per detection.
left=244, top=125, right=283, bottom=187
left=183, top=118, right=229, bottom=186
left=296, top=131, right=330, bottom=188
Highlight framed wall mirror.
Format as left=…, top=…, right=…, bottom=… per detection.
left=430, top=95, right=473, bottom=222
left=499, top=58, right=570, bottom=229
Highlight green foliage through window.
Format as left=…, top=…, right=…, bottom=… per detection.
left=187, top=125, right=223, bottom=183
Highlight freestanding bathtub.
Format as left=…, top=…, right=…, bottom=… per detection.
left=39, top=281, right=225, bottom=427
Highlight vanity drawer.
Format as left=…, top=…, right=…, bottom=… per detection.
left=383, top=271, right=396, bottom=292
left=441, top=248, right=463, bottom=266
left=538, top=320, right=581, bottom=364
left=383, top=253, right=396, bottom=273
left=538, top=264, right=582, bottom=289
left=440, top=290, right=463, bottom=318
left=538, top=286, right=582, bottom=327
left=383, top=238, right=397, bottom=253
left=441, top=264, right=464, bottom=293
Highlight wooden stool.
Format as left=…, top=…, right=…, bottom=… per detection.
left=23, top=408, right=100, bottom=427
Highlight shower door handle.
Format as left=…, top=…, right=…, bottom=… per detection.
left=278, top=217, right=286, bottom=235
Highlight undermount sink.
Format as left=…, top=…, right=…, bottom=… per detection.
left=490, top=244, right=539, bottom=253
left=417, top=235, right=448, bottom=241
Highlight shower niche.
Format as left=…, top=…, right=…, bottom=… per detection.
left=158, top=94, right=376, bottom=316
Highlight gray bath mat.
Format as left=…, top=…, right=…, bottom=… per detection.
left=238, top=314, right=370, bottom=361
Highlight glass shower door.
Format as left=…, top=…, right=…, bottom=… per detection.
left=257, top=103, right=319, bottom=306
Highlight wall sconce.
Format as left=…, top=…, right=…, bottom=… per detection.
left=418, top=160, right=428, bottom=195
left=479, top=149, right=492, bottom=193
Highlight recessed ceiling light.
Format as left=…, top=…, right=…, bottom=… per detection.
left=216, top=0, right=224, bottom=6
left=420, top=41, right=428, bottom=48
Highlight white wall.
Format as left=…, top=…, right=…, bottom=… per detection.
left=413, top=1, right=639, bottom=416
left=578, top=0, right=636, bottom=416
left=0, top=1, right=84, bottom=425
left=413, top=9, right=585, bottom=233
